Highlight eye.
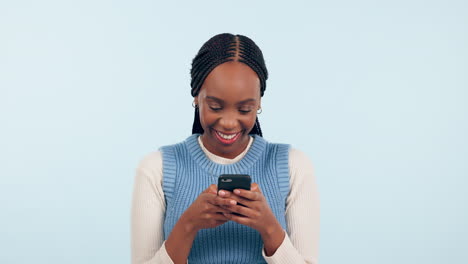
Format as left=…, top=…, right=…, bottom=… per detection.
left=210, top=106, right=222, bottom=111
left=239, top=108, right=252, bottom=114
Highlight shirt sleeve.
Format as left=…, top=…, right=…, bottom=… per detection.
left=262, top=148, right=320, bottom=264
left=131, top=151, right=175, bottom=264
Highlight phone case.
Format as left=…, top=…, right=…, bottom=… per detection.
left=217, top=174, right=251, bottom=192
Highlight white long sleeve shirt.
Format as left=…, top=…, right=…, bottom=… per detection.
left=131, top=136, right=320, bottom=263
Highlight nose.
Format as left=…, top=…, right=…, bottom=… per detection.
left=218, top=112, right=239, bottom=132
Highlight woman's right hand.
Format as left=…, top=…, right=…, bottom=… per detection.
left=180, top=184, right=236, bottom=232
left=166, top=184, right=235, bottom=263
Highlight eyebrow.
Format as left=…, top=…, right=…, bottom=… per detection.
left=206, top=96, right=256, bottom=104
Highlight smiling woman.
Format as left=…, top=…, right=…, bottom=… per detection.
left=131, top=33, right=320, bottom=264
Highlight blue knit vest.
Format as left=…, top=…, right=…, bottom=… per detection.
left=160, top=134, right=290, bottom=264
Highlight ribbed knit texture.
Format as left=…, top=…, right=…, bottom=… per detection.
left=160, top=134, right=290, bottom=264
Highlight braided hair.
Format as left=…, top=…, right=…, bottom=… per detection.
left=190, top=33, right=268, bottom=137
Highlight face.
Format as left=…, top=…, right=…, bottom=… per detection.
left=194, top=61, right=261, bottom=159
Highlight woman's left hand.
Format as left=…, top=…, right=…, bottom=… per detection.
left=218, top=183, right=285, bottom=254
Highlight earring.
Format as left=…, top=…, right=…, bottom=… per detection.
left=192, top=101, right=198, bottom=108
left=257, top=107, right=262, bottom=114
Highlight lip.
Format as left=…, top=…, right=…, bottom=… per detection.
left=212, top=129, right=242, bottom=145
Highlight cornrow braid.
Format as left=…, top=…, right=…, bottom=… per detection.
left=190, top=33, right=268, bottom=137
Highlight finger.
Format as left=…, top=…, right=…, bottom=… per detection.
left=224, top=194, right=253, bottom=207
left=204, top=184, right=218, bottom=194
left=214, top=207, right=233, bottom=214
left=209, top=204, right=233, bottom=214
left=202, top=212, right=230, bottom=222
left=223, top=204, right=257, bottom=218
left=218, top=189, right=232, bottom=197
left=233, top=188, right=262, bottom=201
left=251, top=183, right=261, bottom=192
left=218, top=190, right=253, bottom=206
left=210, top=195, right=238, bottom=207
left=224, top=213, right=252, bottom=226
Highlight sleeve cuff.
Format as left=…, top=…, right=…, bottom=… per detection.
left=262, top=231, right=305, bottom=264
left=158, top=241, right=176, bottom=264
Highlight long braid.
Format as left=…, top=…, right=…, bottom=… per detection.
left=192, top=107, right=204, bottom=134
left=190, top=33, right=268, bottom=136
left=253, top=117, right=263, bottom=137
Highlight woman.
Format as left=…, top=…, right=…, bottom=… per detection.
left=131, top=33, right=319, bottom=264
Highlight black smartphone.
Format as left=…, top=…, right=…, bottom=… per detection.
left=217, top=174, right=251, bottom=192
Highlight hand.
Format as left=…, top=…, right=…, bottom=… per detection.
left=218, top=183, right=283, bottom=237
left=218, top=183, right=285, bottom=256
left=166, top=184, right=236, bottom=264
left=180, top=184, right=236, bottom=232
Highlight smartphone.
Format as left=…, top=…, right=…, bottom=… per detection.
left=217, top=174, right=251, bottom=192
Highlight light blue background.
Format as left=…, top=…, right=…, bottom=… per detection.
left=1, top=0, right=467, bottom=263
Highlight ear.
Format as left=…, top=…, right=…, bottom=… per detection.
left=194, top=96, right=199, bottom=106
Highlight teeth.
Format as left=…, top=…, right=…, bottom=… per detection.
left=217, top=131, right=238, bottom=140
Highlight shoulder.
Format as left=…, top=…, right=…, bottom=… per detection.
left=135, top=135, right=196, bottom=176
left=136, top=151, right=163, bottom=174
left=289, top=148, right=314, bottom=169
left=288, top=147, right=316, bottom=191
left=159, top=134, right=199, bottom=155
left=260, top=137, right=313, bottom=166
left=261, top=138, right=312, bottom=164
left=261, top=136, right=290, bottom=157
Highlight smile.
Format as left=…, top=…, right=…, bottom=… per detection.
left=213, top=129, right=242, bottom=144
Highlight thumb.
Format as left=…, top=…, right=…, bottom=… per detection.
left=204, top=184, right=218, bottom=194
left=251, top=183, right=261, bottom=192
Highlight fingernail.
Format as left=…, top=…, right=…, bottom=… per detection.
left=230, top=200, right=237, bottom=205
left=234, top=189, right=241, bottom=195
left=219, top=190, right=225, bottom=196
